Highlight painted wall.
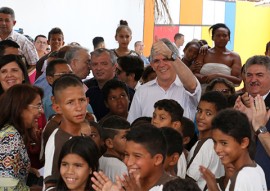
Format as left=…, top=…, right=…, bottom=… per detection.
left=145, top=0, right=270, bottom=64
left=0, top=0, right=145, bottom=52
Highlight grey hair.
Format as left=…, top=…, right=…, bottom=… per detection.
left=90, top=48, right=117, bottom=66
left=64, top=46, right=89, bottom=64
left=0, top=7, right=15, bottom=19
left=245, top=55, right=270, bottom=72
left=149, top=38, right=179, bottom=62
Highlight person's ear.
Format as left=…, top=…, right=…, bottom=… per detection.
left=240, top=137, right=249, bottom=149
left=169, top=153, right=180, bottom=166
left=105, top=138, right=114, bottom=149
left=46, top=75, right=54, bottom=85
left=13, top=20, right=16, bottom=26
left=51, top=96, right=62, bottom=114
left=183, top=136, right=191, bottom=145
left=172, top=121, right=181, bottom=130
left=154, top=154, right=164, bottom=166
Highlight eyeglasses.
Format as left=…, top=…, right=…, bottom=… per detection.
left=53, top=72, right=74, bottom=77
left=29, top=104, right=43, bottom=111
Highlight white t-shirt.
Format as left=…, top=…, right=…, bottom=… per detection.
left=99, top=155, right=128, bottom=182
left=177, top=152, right=187, bottom=178
left=225, top=164, right=267, bottom=191
left=187, top=139, right=224, bottom=190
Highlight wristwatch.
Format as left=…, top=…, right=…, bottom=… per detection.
left=255, top=126, right=268, bottom=135
left=170, top=52, right=178, bottom=61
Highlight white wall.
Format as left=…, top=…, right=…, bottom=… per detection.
left=1, top=0, right=145, bottom=51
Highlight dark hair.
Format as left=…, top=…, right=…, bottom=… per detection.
left=205, top=77, right=235, bottom=95
left=131, top=116, right=152, bottom=127
left=180, top=117, right=195, bottom=140
left=154, top=99, right=184, bottom=122
left=100, top=115, right=130, bottom=140
left=266, top=41, right=270, bottom=53
left=163, top=177, right=201, bottom=191
left=212, top=109, right=251, bottom=146
left=0, top=40, right=20, bottom=56
left=117, top=56, right=144, bottom=81
left=89, top=121, right=103, bottom=139
left=34, top=34, right=47, bottom=42
left=115, top=20, right=132, bottom=37
left=245, top=55, right=270, bottom=72
left=0, top=54, right=30, bottom=94
left=57, top=136, right=99, bottom=191
left=48, top=27, right=64, bottom=40
left=209, top=23, right=231, bottom=39
left=52, top=73, right=83, bottom=97
left=161, top=127, right=183, bottom=156
left=183, top=41, right=201, bottom=52
left=0, top=7, right=15, bottom=19
left=141, top=65, right=156, bottom=83
left=45, top=58, right=69, bottom=77
left=57, top=45, right=73, bottom=59
left=200, top=91, right=228, bottom=112
left=0, top=84, right=43, bottom=135
left=102, top=79, right=129, bottom=102
left=92, top=37, right=104, bottom=49
left=126, top=124, right=167, bottom=161
left=174, top=33, right=184, bottom=41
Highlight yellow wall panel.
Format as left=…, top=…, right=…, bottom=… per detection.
left=201, top=26, right=212, bottom=47
left=180, top=0, right=203, bottom=25
left=234, top=1, right=270, bottom=64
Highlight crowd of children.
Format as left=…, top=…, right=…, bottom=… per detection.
left=1, top=5, right=270, bottom=191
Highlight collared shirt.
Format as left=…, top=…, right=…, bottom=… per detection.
left=1, top=30, right=39, bottom=65
left=127, top=76, right=201, bottom=123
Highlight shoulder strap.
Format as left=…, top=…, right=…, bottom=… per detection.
left=229, top=162, right=256, bottom=191
left=187, top=138, right=210, bottom=170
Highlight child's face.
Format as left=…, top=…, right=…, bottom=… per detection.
left=196, top=101, right=217, bottom=132
left=183, top=44, right=199, bottom=62
left=151, top=108, right=174, bottom=128
left=80, top=122, right=91, bottom=136
left=112, top=129, right=129, bottom=155
left=60, top=153, right=91, bottom=190
left=115, top=28, right=132, bottom=48
left=106, top=88, right=129, bottom=117
left=48, top=34, right=64, bottom=51
left=212, top=129, right=245, bottom=167
left=90, top=126, right=101, bottom=148
left=53, top=86, right=88, bottom=125
left=124, top=141, right=162, bottom=179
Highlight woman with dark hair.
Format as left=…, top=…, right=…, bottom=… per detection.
left=205, top=77, right=235, bottom=96
left=0, top=84, right=44, bottom=190
left=55, top=136, right=100, bottom=191
left=0, top=54, right=30, bottom=95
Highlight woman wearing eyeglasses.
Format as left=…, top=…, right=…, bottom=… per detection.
left=0, top=84, right=44, bottom=190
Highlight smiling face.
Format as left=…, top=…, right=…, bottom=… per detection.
left=212, top=129, right=247, bottom=169
left=22, top=95, right=43, bottom=129
left=196, top=101, right=217, bottom=133
left=48, top=33, right=64, bottom=52
left=150, top=54, right=176, bottom=84
left=0, top=61, right=24, bottom=91
left=245, top=64, right=270, bottom=97
left=91, top=52, right=116, bottom=84
left=53, top=86, right=88, bottom=125
left=124, top=141, right=160, bottom=179
left=60, top=153, right=91, bottom=191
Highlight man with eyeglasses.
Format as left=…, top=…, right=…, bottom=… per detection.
left=34, top=35, right=48, bottom=58
left=127, top=38, right=201, bottom=123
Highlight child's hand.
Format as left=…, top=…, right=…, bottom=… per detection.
left=91, top=171, right=123, bottom=191
left=199, top=166, right=219, bottom=191
left=117, top=172, right=141, bottom=191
